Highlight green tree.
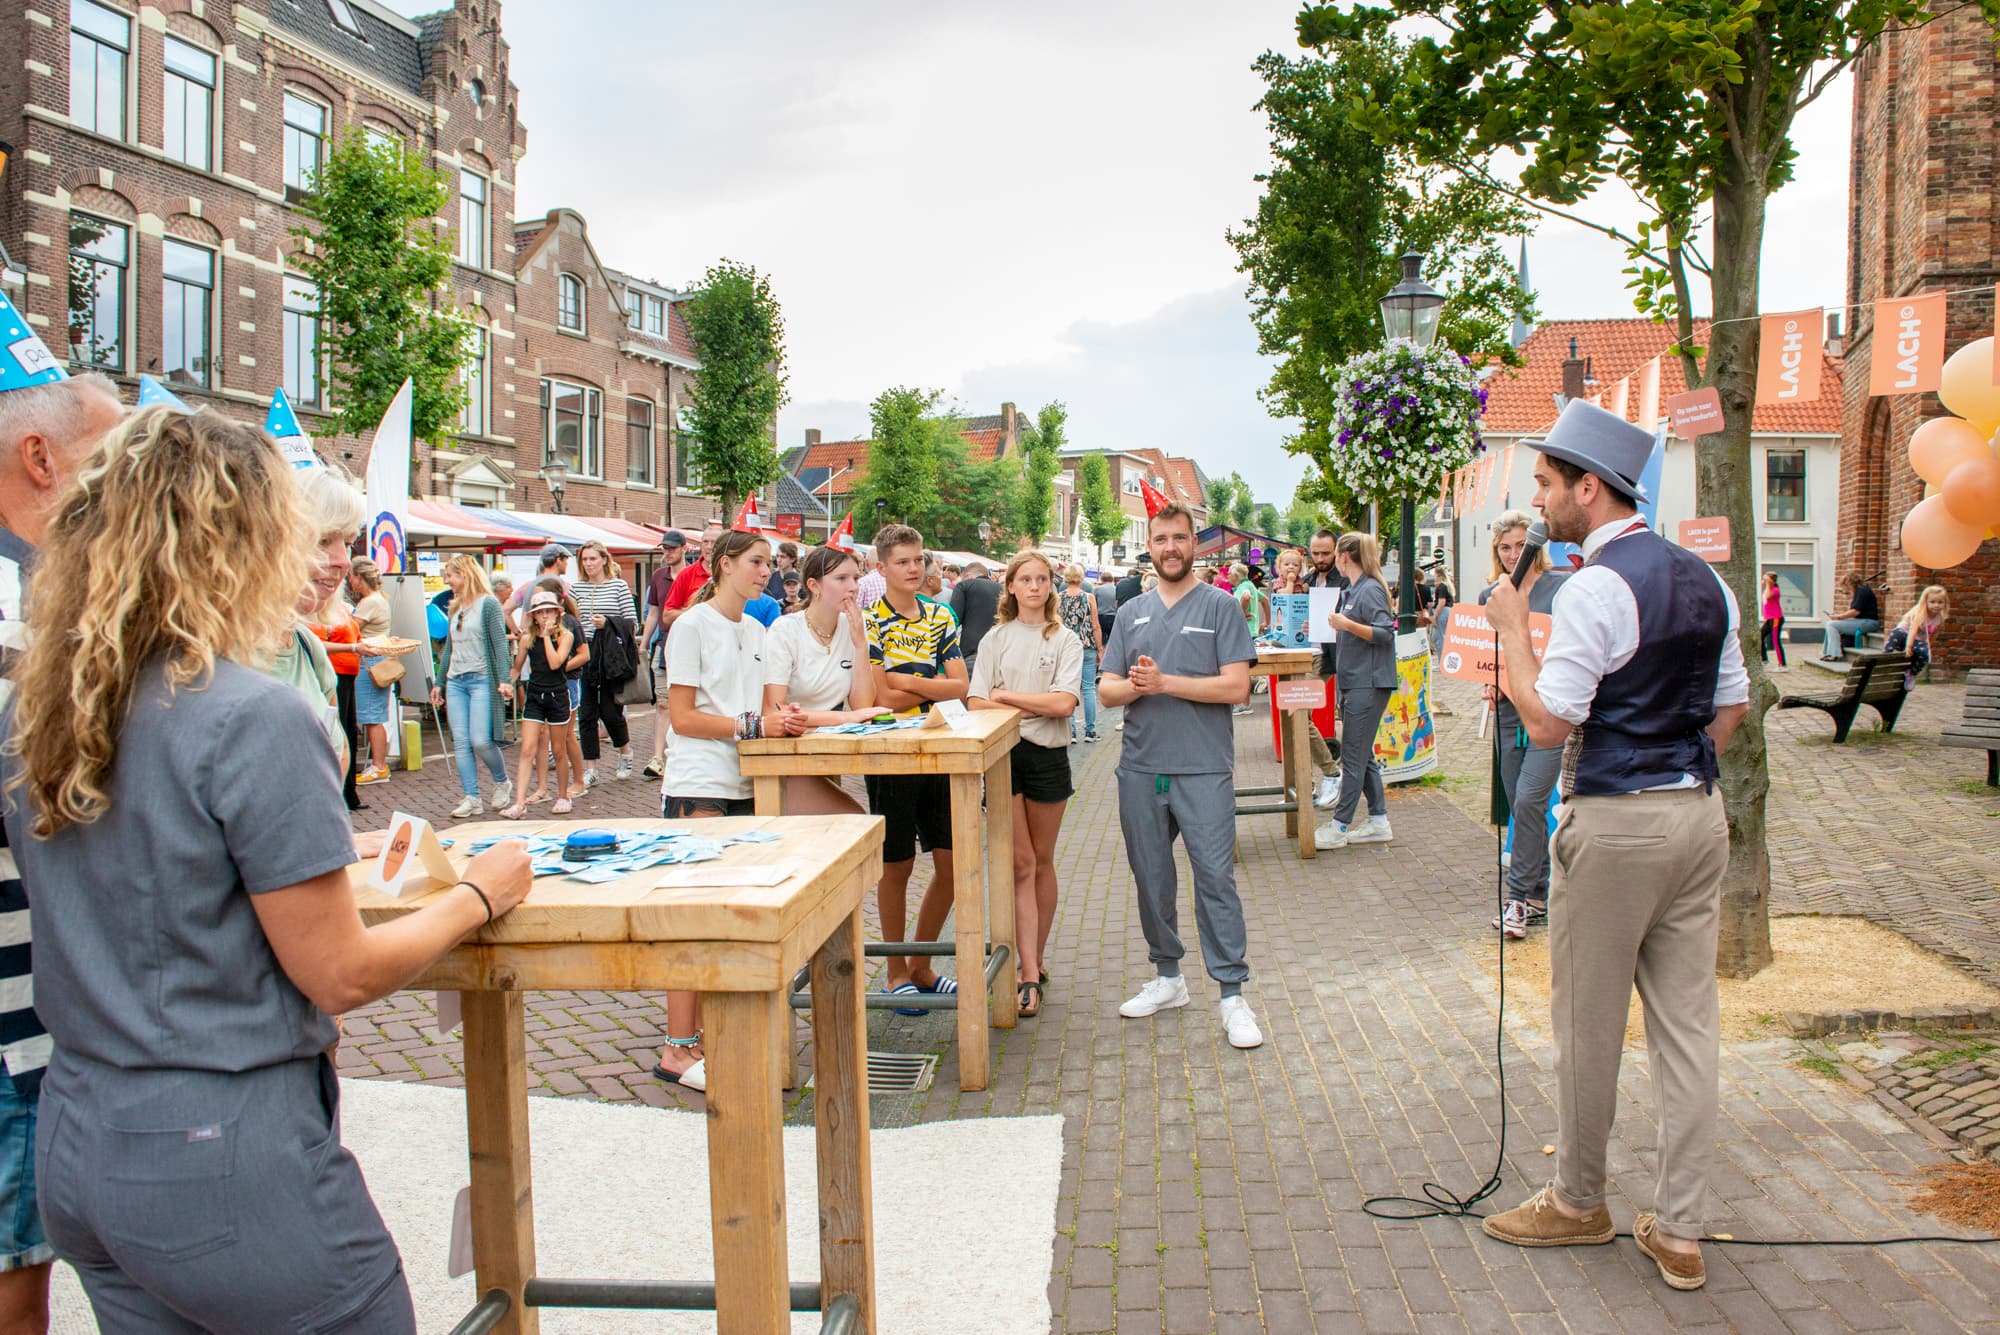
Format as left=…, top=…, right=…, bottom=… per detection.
left=679, top=260, right=789, bottom=513
left=851, top=386, right=944, bottom=531
left=1205, top=473, right=1239, bottom=524
left=1285, top=476, right=1336, bottom=545
left=939, top=448, right=1025, bottom=552
left=1015, top=402, right=1067, bottom=544
left=1300, top=0, right=2000, bottom=977
left=1229, top=36, right=1534, bottom=525
left=291, top=131, right=472, bottom=476
left=1228, top=472, right=1258, bottom=531
left=1255, top=502, right=1283, bottom=539
left=1077, top=452, right=1127, bottom=552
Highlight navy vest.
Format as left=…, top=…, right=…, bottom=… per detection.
left=1569, top=528, right=1725, bottom=797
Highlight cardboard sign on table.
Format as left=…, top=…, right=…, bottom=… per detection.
left=1676, top=517, right=1732, bottom=563
left=923, top=698, right=974, bottom=731
left=1438, top=607, right=1554, bottom=683
left=367, top=812, right=456, bottom=899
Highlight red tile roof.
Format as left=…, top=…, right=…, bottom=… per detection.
left=798, top=425, right=1005, bottom=475
left=666, top=300, right=698, bottom=362
left=1482, top=320, right=1845, bottom=436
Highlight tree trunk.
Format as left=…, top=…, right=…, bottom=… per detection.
left=1698, top=172, right=1778, bottom=979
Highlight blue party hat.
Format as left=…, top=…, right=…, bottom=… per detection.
left=264, top=387, right=305, bottom=439
left=0, top=289, right=67, bottom=394
left=137, top=375, right=195, bottom=413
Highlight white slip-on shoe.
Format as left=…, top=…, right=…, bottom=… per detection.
left=1314, top=820, right=1349, bottom=850
left=615, top=749, right=633, bottom=780
left=1348, top=815, right=1394, bottom=844
left=1119, top=974, right=1190, bottom=1018
left=679, top=1058, right=706, bottom=1093
left=450, top=796, right=482, bottom=819
left=1219, top=996, right=1263, bottom=1049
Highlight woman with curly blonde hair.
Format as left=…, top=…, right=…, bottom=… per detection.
left=3, top=408, right=532, bottom=1332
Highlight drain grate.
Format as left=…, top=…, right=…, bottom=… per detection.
left=806, top=1051, right=938, bottom=1096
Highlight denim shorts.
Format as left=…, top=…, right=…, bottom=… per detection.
left=0, top=1075, right=51, bottom=1270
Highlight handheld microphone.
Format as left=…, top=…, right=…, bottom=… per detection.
left=1511, top=520, right=1548, bottom=589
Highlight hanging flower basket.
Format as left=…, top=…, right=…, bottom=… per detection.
left=1326, top=341, right=1487, bottom=505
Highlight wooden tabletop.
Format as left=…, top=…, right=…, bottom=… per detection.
left=347, top=815, right=882, bottom=947
left=1256, top=647, right=1319, bottom=674
left=738, top=706, right=1020, bottom=760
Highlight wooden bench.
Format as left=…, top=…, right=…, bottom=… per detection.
left=1776, top=652, right=1911, bottom=743
left=1942, top=668, right=2000, bottom=787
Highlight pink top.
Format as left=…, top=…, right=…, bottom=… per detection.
left=1761, top=583, right=1784, bottom=619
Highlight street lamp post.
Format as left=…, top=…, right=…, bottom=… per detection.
left=540, top=457, right=569, bottom=515
left=977, top=518, right=992, bottom=554
left=1378, top=251, right=1447, bottom=633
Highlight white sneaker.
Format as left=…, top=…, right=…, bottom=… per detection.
left=450, top=796, right=483, bottom=819
left=1314, top=820, right=1349, bottom=849
left=583, top=768, right=599, bottom=789
left=490, top=781, right=513, bottom=810
left=680, top=1058, right=706, bottom=1092
left=1348, top=815, right=1394, bottom=844
left=1119, top=974, right=1190, bottom=1018
left=1219, top=996, right=1263, bottom=1049
left=615, top=749, right=633, bottom=781
left=1313, top=777, right=1340, bottom=810
left=1494, top=900, right=1529, bottom=941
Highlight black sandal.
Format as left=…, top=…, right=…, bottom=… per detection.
left=1017, top=980, right=1044, bottom=1018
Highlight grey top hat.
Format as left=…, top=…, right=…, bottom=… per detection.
left=1529, top=399, right=1654, bottom=504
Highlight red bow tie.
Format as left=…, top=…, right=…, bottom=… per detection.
left=1566, top=553, right=1585, bottom=570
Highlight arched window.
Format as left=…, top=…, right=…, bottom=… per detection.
left=557, top=273, right=584, bottom=332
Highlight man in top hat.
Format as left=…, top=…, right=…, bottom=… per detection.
left=1479, top=399, right=1748, bottom=1292
left=0, top=290, right=125, bottom=1332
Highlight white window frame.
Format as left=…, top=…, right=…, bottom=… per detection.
left=160, top=236, right=214, bottom=389
left=541, top=377, right=601, bottom=479
left=626, top=397, right=654, bottom=485
left=1766, top=447, right=1807, bottom=524
left=457, top=170, right=488, bottom=269
left=556, top=273, right=584, bottom=332
left=461, top=327, right=489, bottom=437
left=68, top=212, right=128, bottom=372
left=69, top=0, right=129, bottom=140
left=282, top=275, right=321, bottom=407
left=162, top=35, right=215, bottom=171
left=283, top=91, right=327, bottom=195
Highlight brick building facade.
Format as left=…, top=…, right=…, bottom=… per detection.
left=0, top=0, right=718, bottom=530
left=1840, top=7, right=2000, bottom=664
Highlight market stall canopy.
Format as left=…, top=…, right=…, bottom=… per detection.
left=1194, top=524, right=1293, bottom=561
left=406, top=500, right=656, bottom=554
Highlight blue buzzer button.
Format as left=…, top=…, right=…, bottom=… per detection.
left=562, top=828, right=622, bottom=862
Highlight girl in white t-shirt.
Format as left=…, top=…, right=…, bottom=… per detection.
left=967, top=550, right=1083, bottom=1019
left=654, top=529, right=806, bottom=1091
left=761, top=546, right=881, bottom=815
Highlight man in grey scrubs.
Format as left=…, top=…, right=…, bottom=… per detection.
left=1100, top=502, right=1264, bottom=1049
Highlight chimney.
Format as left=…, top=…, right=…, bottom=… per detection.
left=1561, top=337, right=1587, bottom=402
left=805, top=428, right=821, bottom=448
left=1001, top=402, right=1018, bottom=453
left=1825, top=310, right=1846, bottom=358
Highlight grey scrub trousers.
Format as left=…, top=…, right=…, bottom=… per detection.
left=5, top=661, right=416, bottom=1334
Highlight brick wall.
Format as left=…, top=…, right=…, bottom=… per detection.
left=1840, top=7, right=2000, bottom=668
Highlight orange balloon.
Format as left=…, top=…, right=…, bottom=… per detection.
left=1940, top=338, right=2000, bottom=424
left=1910, top=417, right=1993, bottom=485
left=1974, top=419, right=2000, bottom=443
left=1943, top=453, right=2000, bottom=527
left=1902, top=495, right=1988, bottom=570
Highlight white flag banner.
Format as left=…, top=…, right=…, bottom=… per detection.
left=363, top=379, right=415, bottom=574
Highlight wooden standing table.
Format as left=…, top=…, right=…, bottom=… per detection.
left=738, top=709, right=1019, bottom=1092
left=349, top=814, right=883, bottom=1335
left=1239, top=647, right=1323, bottom=860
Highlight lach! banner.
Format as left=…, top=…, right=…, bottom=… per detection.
left=1756, top=309, right=1823, bottom=405
left=1438, top=606, right=1554, bottom=684
left=1870, top=291, right=1947, bottom=396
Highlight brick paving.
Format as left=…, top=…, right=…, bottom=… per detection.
left=343, top=688, right=2000, bottom=1330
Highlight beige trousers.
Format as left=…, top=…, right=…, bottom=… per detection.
left=1549, top=786, right=1729, bottom=1238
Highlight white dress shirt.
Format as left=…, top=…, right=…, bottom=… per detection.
left=1534, top=516, right=1751, bottom=788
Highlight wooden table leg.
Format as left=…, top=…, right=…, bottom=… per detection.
left=751, top=775, right=803, bottom=1088
left=705, top=990, right=789, bottom=1335
left=1280, top=696, right=1300, bottom=841
left=752, top=775, right=785, bottom=817
left=462, top=990, right=538, bottom=1335
left=1290, top=702, right=1317, bottom=860
left=948, top=772, right=991, bottom=1091
left=812, top=897, right=877, bottom=1333
left=982, top=753, right=1017, bottom=1033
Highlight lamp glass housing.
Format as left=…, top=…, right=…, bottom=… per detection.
left=1379, top=251, right=1446, bottom=349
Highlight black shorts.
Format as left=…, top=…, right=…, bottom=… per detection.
left=522, top=683, right=571, bottom=724
left=1008, top=739, right=1074, bottom=804
left=864, top=774, right=952, bottom=863
left=664, top=794, right=756, bottom=819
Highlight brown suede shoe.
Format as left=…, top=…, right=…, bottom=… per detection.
left=1481, top=1185, right=1615, bottom=1247
left=1633, top=1213, right=1706, bottom=1290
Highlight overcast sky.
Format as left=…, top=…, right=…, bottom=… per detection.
left=386, top=0, right=1855, bottom=507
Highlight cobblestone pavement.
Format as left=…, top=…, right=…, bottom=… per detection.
left=344, top=690, right=2000, bottom=1330
left=1821, top=1030, right=2000, bottom=1160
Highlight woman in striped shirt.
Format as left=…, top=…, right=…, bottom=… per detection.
left=571, top=540, right=639, bottom=785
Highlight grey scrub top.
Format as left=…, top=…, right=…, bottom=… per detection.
left=1102, top=583, right=1256, bottom=776
left=3, top=657, right=355, bottom=1074
left=1333, top=576, right=1399, bottom=690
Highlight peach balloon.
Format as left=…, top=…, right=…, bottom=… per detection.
left=1940, top=337, right=2000, bottom=425
left=1908, top=416, right=1991, bottom=485
left=1902, top=495, right=1987, bottom=570
left=1942, top=453, right=2000, bottom=527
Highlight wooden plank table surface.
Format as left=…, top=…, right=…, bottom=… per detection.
left=350, top=813, right=884, bottom=1335
left=1255, top=648, right=1322, bottom=861
left=738, top=708, right=1020, bottom=1092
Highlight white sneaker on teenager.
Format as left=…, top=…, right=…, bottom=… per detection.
left=1315, top=820, right=1349, bottom=850
left=615, top=749, right=633, bottom=781
left=1348, top=815, right=1394, bottom=844
left=450, top=796, right=483, bottom=819
left=582, top=768, right=599, bottom=789
left=490, top=781, right=513, bottom=811
left=1313, top=777, right=1340, bottom=810
left=1219, top=996, right=1263, bottom=1049
left=1119, top=974, right=1190, bottom=1018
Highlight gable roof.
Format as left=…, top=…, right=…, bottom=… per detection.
left=794, top=422, right=1005, bottom=478
left=268, top=0, right=426, bottom=98
left=1482, top=319, right=1845, bottom=436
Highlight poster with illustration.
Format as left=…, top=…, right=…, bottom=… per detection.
left=1268, top=593, right=1311, bottom=648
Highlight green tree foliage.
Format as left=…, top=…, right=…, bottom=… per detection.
left=1015, top=402, right=1067, bottom=544
left=1205, top=473, right=1238, bottom=523
left=1285, top=476, right=1339, bottom=544
left=291, top=131, right=472, bottom=463
left=1076, top=453, right=1127, bottom=551
left=679, top=260, right=789, bottom=513
left=1298, top=0, right=2000, bottom=977
left=1229, top=36, right=1534, bottom=524
left=851, top=389, right=1023, bottom=551
left=1228, top=472, right=1258, bottom=531
left=1255, top=502, right=1283, bottom=539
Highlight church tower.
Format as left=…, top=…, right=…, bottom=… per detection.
left=1840, top=8, right=1998, bottom=661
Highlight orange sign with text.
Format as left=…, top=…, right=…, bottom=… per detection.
left=1676, top=517, right=1732, bottom=563
left=1756, top=309, right=1823, bottom=405
left=1869, top=291, right=1947, bottom=396
left=1273, top=678, right=1328, bottom=712
left=1438, top=606, right=1554, bottom=683
left=1665, top=387, right=1725, bottom=439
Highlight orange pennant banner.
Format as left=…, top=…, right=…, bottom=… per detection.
left=1756, top=309, right=1824, bottom=405
left=1870, top=291, right=1947, bottom=396
left=1993, top=285, right=1999, bottom=386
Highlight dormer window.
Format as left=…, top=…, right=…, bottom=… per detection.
left=325, top=0, right=364, bottom=37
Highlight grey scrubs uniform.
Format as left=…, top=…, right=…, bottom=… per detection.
left=5, top=660, right=416, bottom=1334
left=1103, top=584, right=1258, bottom=987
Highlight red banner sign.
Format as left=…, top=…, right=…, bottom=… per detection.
left=1755, top=309, right=1823, bottom=405
left=1665, top=387, right=1725, bottom=439
left=774, top=513, right=804, bottom=538
left=1438, top=607, right=1553, bottom=683
left=1676, top=517, right=1732, bottom=563
left=1869, top=291, right=1947, bottom=396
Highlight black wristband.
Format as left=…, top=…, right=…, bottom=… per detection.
left=458, top=879, right=494, bottom=924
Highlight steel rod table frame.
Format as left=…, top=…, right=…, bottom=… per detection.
left=739, top=710, right=1021, bottom=1092
left=352, top=815, right=884, bottom=1335
left=1247, top=648, right=1321, bottom=861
